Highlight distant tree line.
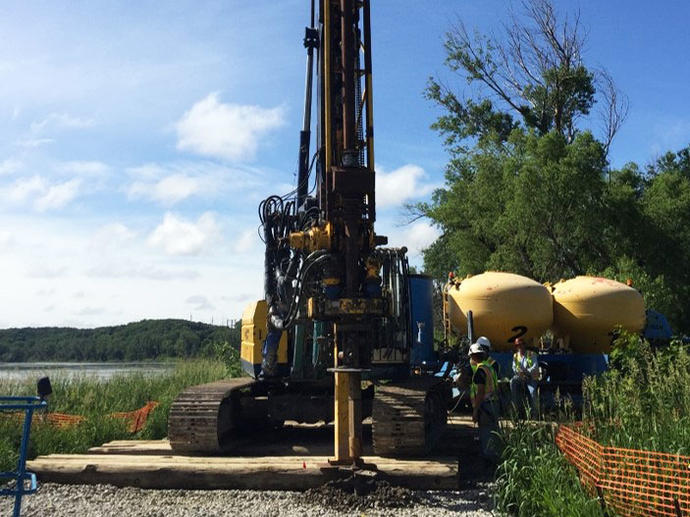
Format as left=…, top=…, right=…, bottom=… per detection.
left=0, top=319, right=241, bottom=362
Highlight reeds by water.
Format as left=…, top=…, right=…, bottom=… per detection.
left=0, top=359, right=229, bottom=473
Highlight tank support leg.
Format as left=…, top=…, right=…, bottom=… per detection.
left=332, top=370, right=362, bottom=464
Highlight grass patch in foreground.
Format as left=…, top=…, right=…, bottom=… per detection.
left=0, top=359, right=230, bottom=473
left=494, top=423, right=604, bottom=517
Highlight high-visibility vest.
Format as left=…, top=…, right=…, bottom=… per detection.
left=486, top=356, right=501, bottom=379
left=513, top=350, right=538, bottom=378
left=470, top=362, right=497, bottom=402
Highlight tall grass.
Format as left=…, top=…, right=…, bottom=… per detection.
left=494, top=334, right=690, bottom=515
left=0, top=359, right=230, bottom=473
left=583, top=335, right=690, bottom=454
left=494, top=423, right=604, bottom=517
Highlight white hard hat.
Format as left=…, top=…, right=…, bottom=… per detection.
left=468, top=343, right=486, bottom=356
left=475, top=336, right=491, bottom=350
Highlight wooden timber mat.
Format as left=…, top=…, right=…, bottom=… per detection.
left=26, top=417, right=483, bottom=491
left=82, top=418, right=477, bottom=458
left=26, top=453, right=458, bottom=491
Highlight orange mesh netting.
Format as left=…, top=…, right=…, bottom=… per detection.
left=2, top=401, right=158, bottom=433
left=556, top=424, right=690, bottom=516
left=41, top=412, right=86, bottom=428
left=110, top=401, right=159, bottom=432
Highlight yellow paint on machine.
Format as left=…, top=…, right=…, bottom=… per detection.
left=241, top=300, right=288, bottom=367
left=446, top=271, right=553, bottom=352
left=551, top=276, right=645, bottom=354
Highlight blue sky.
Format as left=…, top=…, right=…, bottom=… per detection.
left=0, top=1, right=688, bottom=328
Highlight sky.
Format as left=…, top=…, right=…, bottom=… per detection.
left=0, top=1, right=688, bottom=328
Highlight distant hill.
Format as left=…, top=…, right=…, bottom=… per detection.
left=0, top=319, right=240, bottom=362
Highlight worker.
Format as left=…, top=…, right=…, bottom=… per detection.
left=469, top=342, right=500, bottom=465
left=475, top=335, right=501, bottom=379
left=510, top=337, right=539, bottom=419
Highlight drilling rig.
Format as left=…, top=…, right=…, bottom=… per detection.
left=168, top=0, right=449, bottom=463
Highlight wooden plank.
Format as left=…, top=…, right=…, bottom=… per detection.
left=88, top=441, right=173, bottom=455
left=88, top=438, right=335, bottom=457
left=27, top=454, right=458, bottom=491
left=32, top=454, right=453, bottom=469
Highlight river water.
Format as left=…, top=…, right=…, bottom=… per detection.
left=0, top=362, right=175, bottom=382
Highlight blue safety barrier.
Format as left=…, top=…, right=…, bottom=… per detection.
left=1, top=378, right=50, bottom=517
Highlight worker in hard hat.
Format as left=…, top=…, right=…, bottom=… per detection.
left=510, top=337, right=539, bottom=419
left=475, top=336, right=501, bottom=379
left=469, top=341, right=500, bottom=464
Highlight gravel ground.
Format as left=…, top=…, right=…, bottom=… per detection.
left=3, top=483, right=494, bottom=517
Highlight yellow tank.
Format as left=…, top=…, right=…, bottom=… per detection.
left=551, top=276, right=645, bottom=353
left=446, top=272, right=553, bottom=352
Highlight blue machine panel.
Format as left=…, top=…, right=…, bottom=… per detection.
left=408, top=274, right=436, bottom=367
left=490, top=352, right=609, bottom=383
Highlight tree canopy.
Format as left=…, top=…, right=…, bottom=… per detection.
left=0, top=319, right=240, bottom=362
left=418, top=0, right=690, bottom=333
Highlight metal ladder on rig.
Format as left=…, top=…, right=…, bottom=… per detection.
left=0, top=377, right=51, bottom=517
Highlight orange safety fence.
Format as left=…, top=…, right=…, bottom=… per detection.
left=41, top=412, right=86, bottom=428
left=556, top=424, right=690, bottom=517
left=110, top=401, right=159, bottom=432
left=1, top=401, right=158, bottom=433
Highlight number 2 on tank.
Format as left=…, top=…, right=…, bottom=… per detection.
left=507, top=326, right=527, bottom=343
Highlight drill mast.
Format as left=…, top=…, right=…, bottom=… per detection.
left=315, top=0, right=379, bottom=464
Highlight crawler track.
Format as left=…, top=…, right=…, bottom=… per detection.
left=372, top=377, right=449, bottom=457
left=168, top=378, right=257, bottom=453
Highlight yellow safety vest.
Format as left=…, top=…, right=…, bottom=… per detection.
left=513, top=350, right=538, bottom=378
left=486, top=356, right=500, bottom=379
left=470, top=362, right=497, bottom=402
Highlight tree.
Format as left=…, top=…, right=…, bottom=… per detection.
left=418, top=129, right=611, bottom=281
left=426, top=0, right=627, bottom=154
left=418, top=0, right=690, bottom=333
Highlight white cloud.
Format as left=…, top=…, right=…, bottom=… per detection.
left=129, top=174, right=200, bottom=205
left=77, top=306, right=106, bottom=316
left=124, top=161, right=262, bottom=205
left=175, top=92, right=285, bottom=161
left=0, top=230, right=14, bottom=248
left=0, top=159, right=21, bottom=176
left=403, top=222, right=441, bottom=255
left=376, top=164, right=437, bottom=208
left=148, top=211, right=220, bottom=256
left=379, top=220, right=440, bottom=267
left=35, top=178, right=81, bottom=211
left=57, top=160, right=109, bottom=177
left=234, top=228, right=258, bottom=254
left=90, top=223, right=136, bottom=250
left=15, top=138, right=54, bottom=148
left=86, top=261, right=201, bottom=280
left=127, top=163, right=168, bottom=180
left=186, top=295, right=215, bottom=311
left=26, top=263, right=69, bottom=278
left=30, top=113, right=94, bottom=133
left=6, top=176, right=46, bottom=203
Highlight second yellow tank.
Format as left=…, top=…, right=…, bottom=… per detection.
left=551, top=276, right=645, bottom=353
